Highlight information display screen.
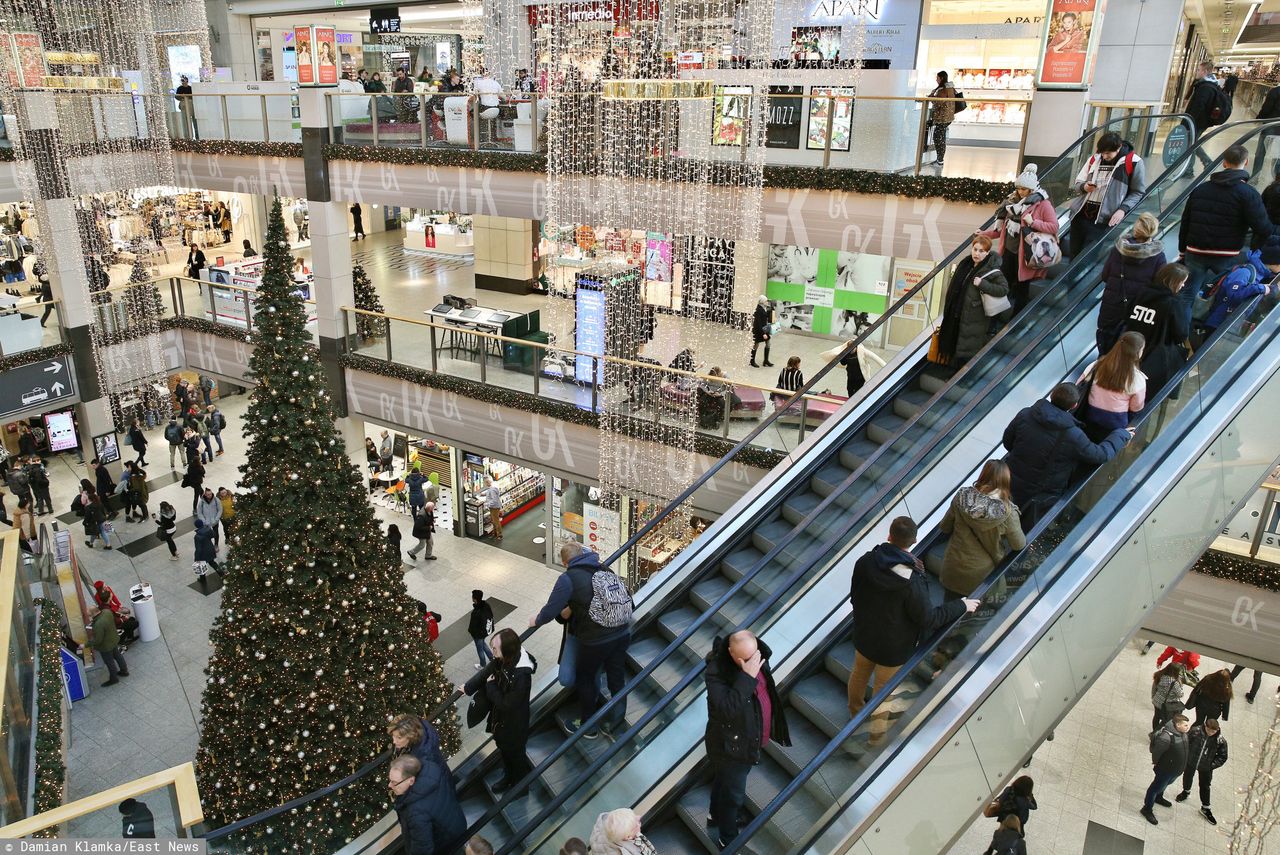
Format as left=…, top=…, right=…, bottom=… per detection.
left=45, top=410, right=78, bottom=453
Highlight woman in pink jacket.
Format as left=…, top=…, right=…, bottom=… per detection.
left=982, top=163, right=1059, bottom=314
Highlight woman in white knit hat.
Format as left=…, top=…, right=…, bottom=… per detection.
left=981, top=163, right=1060, bottom=313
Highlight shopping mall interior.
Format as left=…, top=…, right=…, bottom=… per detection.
left=0, top=0, right=1279, bottom=852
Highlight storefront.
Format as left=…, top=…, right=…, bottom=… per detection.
left=201, top=256, right=316, bottom=329
left=461, top=451, right=548, bottom=563
left=404, top=211, right=474, bottom=257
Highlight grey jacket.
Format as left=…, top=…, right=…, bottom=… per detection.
left=1070, top=149, right=1148, bottom=224
left=195, top=494, right=223, bottom=530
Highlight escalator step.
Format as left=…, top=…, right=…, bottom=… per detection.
left=460, top=795, right=511, bottom=839
left=751, top=519, right=819, bottom=568
left=721, top=546, right=766, bottom=582
left=497, top=781, right=554, bottom=830
left=838, top=437, right=881, bottom=473
left=765, top=707, right=831, bottom=777
left=657, top=605, right=701, bottom=641
left=810, top=461, right=856, bottom=504
left=676, top=785, right=728, bottom=855
left=825, top=639, right=856, bottom=684
left=746, top=758, right=831, bottom=853
left=917, top=365, right=952, bottom=395
left=865, top=412, right=907, bottom=445
left=893, top=388, right=932, bottom=420
left=643, top=815, right=711, bottom=855
left=780, top=489, right=822, bottom=527
left=790, top=673, right=854, bottom=739
left=626, top=634, right=670, bottom=672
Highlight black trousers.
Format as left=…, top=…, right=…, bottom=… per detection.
left=1068, top=208, right=1105, bottom=259
left=1230, top=665, right=1263, bottom=697
left=497, top=740, right=532, bottom=787
left=709, top=757, right=753, bottom=845
left=1181, top=766, right=1213, bottom=806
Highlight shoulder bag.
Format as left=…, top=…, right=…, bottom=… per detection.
left=977, top=270, right=1013, bottom=317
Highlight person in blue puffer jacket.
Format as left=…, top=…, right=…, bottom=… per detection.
left=405, top=463, right=427, bottom=517
left=1200, top=241, right=1280, bottom=332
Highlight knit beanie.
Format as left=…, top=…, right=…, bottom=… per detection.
left=1261, top=241, right=1280, bottom=266
left=1014, top=163, right=1040, bottom=191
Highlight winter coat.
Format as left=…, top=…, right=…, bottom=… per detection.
left=984, top=827, right=1027, bottom=855
left=87, top=609, right=118, bottom=653
left=193, top=525, right=218, bottom=563
left=1079, top=360, right=1146, bottom=433
left=407, top=718, right=453, bottom=788
left=1203, top=248, right=1276, bottom=330
left=1152, top=674, right=1186, bottom=713
left=95, top=465, right=116, bottom=499
left=127, top=425, right=147, bottom=452
left=1185, top=725, right=1228, bottom=773
left=588, top=813, right=659, bottom=855
left=1151, top=720, right=1190, bottom=775
left=1259, top=84, right=1280, bottom=122
left=850, top=542, right=967, bottom=667
left=1096, top=232, right=1167, bottom=353
left=928, top=83, right=957, bottom=125
left=1071, top=146, right=1147, bottom=225
left=6, top=468, right=30, bottom=502
left=942, top=251, right=1010, bottom=360
left=982, top=192, right=1059, bottom=283
left=1179, top=168, right=1280, bottom=257
left=182, top=460, right=204, bottom=490
left=405, top=472, right=427, bottom=503
left=1186, top=77, right=1223, bottom=131
left=81, top=498, right=104, bottom=536
left=195, top=494, right=222, bottom=530
left=411, top=509, right=435, bottom=539
left=467, top=600, right=494, bottom=641
left=939, top=487, right=1026, bottom=596
left=1123, top=285, right=1188, bottom=396
left=393, top=757, right=466, bottom=855
left=464, top=648, right=536, bottom=751
left=1156, top=647, right=1200, bottom=670
left=1262, top=182, right=1280, bottom=232
left=1184, top=681, right=1231, bottom=723
left=995, top=787, right=1037, bottom=830
left=128, top=472, right=149, bottom=504
left=752, top=303, right=774, bottom=342
left=703, top=634, right=790, bottom=765
left=155, top=508, right=176, bottom=538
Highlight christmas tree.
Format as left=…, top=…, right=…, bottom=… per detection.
left=352, top=264, right=387, bottom=343
left=194, top=198, right=459, bottom=850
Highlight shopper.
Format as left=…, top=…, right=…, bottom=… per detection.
left=1177, top=718, right=1227, bottom=825
left=1253, top=84, right=1280, bottom=176
left=1096, top=213, right=1167, bottom=353
left=776, top=355, right=804, bottom=393
left=379, top=429, right=393, bottom=471
left=984, top=816, right=1026, bottom=855
left=1124, top=263, right=1190, bottom=398
left=11, top=497, right=34, bottom=552
left=484, top=476, right=504, bottom=540
left=126, top=418, right=149, bottom=466
left=750, top=295, right=774, bottom=368
left=1003, top=383, right=1130, bottom=531
left=351, top=202, right=366, bottom=240
left=935, top=234, right=1010, bottom=366
left=1156, top=646, right=1201, bottom=670
left=588, top=808, right=656, bottom=855
left=153, top=501, right=178, bottom=560
left=387, top=713, right=454, bottom=784
left=367, top=72, right=387, bottom=93
left=164, top=418, right=183, bottom=468
left=408, top=502, right=437, bottom=561
left=406, top=463, right=428, bottom=517
left=388, top=754, right=466, bottom=855
left=92, top=458, right=120, bottom=520
left=840, top=345, right=865, bottom=397
left=219, top=204, right=232, bottom=244
left=35, top=264, right=54, bottom=326
left=27, top=459, right=51, bottom=516
left=193, top=519, right=220, bottom=585
left=926, top=71, right=958, bottom=169
left=186, top=245, right=206, bottom=280
left=386, top=523, right=402, bottom=563
left=182, top=456, right=205, bottom=515
left=469, top=590, right=495, bottom=669
left=217, top=487, right=236, bottom=543
left=993, top=776, right=1037, bottom=832
left=982, top=164, right=1059, bottom=313
left=119, top=798, right=155, bottom=838
left=530, top=541, right=634, bottom=737
left=1230, top=665, right=1265, bottom=703
left=1200, top=242, right=1280, bottom=334
left=1185, top=668, right=1233, bottom=724
left=939, top=460, right=1025, bottom=599
left=847, top=517, right=978, bottom=739
left=1078, top=332, right=1147, bottom=441
left=194, top=410, right=213, bottom=463
left=1069, top=131, right=1147, bottom=258
left=1141, top=714, right=1190, bottom=825
left=125, top=461, right=149, bottom=522
left=85, top=604, right=129, bottom=686
left=1185, top=63, right=1226, bottom=168
left=462, top=628, right=536, bottom=793
left=196, top=487, right=223, bottom=549
left=81, top=486, right=111, bottom=550
left=206, top=405, right=226, bottom=456
left=1177, top=143, right=1280, bottom=331
left=241, top=239, right=257, bottom=258
left=703, top=629, right=790, bottom=848
left=1151, top=662, right=1187, bottom=732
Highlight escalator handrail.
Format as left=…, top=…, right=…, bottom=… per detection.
left=482, top=118, right=1217, bottom=855
left=721, top=234, right=1277, bottom=855
left=194, top=112, right=1198, bottom=844
left=594, top=113, right=1194, bottom=573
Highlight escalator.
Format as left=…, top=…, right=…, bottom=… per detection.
left=201, top=113, right=1199, bottom=854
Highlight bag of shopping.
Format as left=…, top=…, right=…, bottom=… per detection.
left=927, top=328, right=951, bottom=366
left=192, top=560, right=209, bottom=577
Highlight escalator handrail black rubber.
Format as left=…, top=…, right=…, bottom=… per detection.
left=194, top=112, right=1196, bottom=846
left=484, top=116, right=1228, bottom=855
left=720, top=137, right=1280, bottom=853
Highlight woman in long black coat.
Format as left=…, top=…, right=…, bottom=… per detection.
left=935, top=235, right=1010, bottom=365
left=463, top=628, right=537, bottom=793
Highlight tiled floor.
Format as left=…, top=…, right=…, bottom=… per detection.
left=946, top=640, right=1277, bottom=855
left=51, top=390, right=561, bottom=834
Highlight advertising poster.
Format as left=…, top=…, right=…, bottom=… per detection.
left=13, top=32, right=45, bottom=88
left=684, top=237, right=735, bottom=323
left=1039, top=0, right=1098, bottom=88
left=92, top=432, right=121, bottom=465
left=294, top=26, right=314, bottom=85
left=314, top=27, right=337, bottom=85
left=574, top=284, right=606, bottom=384
left=0, top=34, right=18, bottom=88
left=806, top=86, right=853, bottom=151
left=711, top=85, right=751, bottom=146
left=765, top=85, right=803, bottom=149
left=766, top=245, right=889, bottom=335
left=583, top=502, right=621, bottom=559
left=645, top=232, right=672, bottom=282
left=790, top=26, right=840, bottom=62
left=44, top=410, right=77, bottom=453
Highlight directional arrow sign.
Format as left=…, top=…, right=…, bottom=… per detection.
left=0, top=356, right=76, bottom=420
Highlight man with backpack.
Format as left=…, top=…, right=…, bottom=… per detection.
left=530, top=541, right=634, bottom=739
left=469, top=590, right=495, bottom=668
left=1176, top=718, right=1228, bottom=826
left=1186, top=62, right=1231, bottom=168
left=1069, top=132, right=1147, bottom=258
left=1141, top=713, right=1190, bottom=825
left=205, top=405, right=226, bottom=457
left=164, top=418, right=183, bottom=469
left=1177, top=144, right=1280, bottom=332
left=197, top=373, right=215, bottom=407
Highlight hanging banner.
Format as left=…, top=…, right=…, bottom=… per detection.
left=12, top=32, right=46, bottom=89
left=314, top=27, right=337, bottom=85
left=294, top=26, right=315, bottom=85
left=1038, top=0, right=1099, bottom=88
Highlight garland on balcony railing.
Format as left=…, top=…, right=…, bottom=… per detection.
left=162, top=314, right=254, bottom=343
left=0, top=343, right=72, bottom=374
left=170, top=139, right=304, bottom=159
left=32, top=598, right=67, bottom=834
left=1194, top=549, right=1280, bottom=593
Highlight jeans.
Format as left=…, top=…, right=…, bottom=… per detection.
left=474, top=637, right=493, bottom=667
left=575, top=632, right=630, bottom=729
left=846, top=651, right=901, bottom=745
left=1069, top=210, right=1106, bottom=259
left=1144, top=769, right=1181, bottom=810
left=709, top=758, right=753, bottom=845
left=169, top=443, right=180, bottom=467
left=201, top=436, right=213, bottom=463
left=557, top=632, right=607, bottom=692
left=101, top=647, right=127, bottom=681
left=1181, top=766, right=1214, bottom=806
left=1181, top=253, right=1242, bottom=333
left=211, top=431, right=223, bottom=453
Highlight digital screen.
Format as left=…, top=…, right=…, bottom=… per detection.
left=44, top=410, right=78, bottom=453
left=93, top=432, right=121, bottom=465
left=489, top=312, right=508, bottom=323
left=575, top=286, right=606, bottom=384
left=432, top=303, right=452, bottom=313
left=460, top=309, right=481, bottom=319
left=370, top=6, right=401, bottom=33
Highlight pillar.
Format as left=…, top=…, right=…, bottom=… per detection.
left=473, top=216, right=540, bottom=294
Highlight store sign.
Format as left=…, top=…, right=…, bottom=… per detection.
left=575, top=285, right=606, bottom=385
left=583, top=502, right=621, bottom=558
left=526, top=0, right=659, bottom=26
left=766, top=85, right=803, bottom=149
left=0, top=357, right=75, bottom=419
left=1163, top=125, right=1190, bottom=168
left=783, top=0, right=916, bottom=67
left=1038, top=0, right=1099, bottom=88
left=810, top=0, right=880, bottom=20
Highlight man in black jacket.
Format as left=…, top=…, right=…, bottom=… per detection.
left=1185, top=63, right=1222, bottom=168
left=91, top=458, right=120, bottom=520
left=1177, top=144, right=1280, bottom=331
left=847, top=518, right=978, bottom=736
left=1254, top=83, right=1280, bottom=176
left=1176, top=718, right=1228, bottom=825
left=119, top=798, right=155, bottom=838
left=703, top=630, right=790, bottom=848
left=468, top=589, right=494, bottom=669
left=389, top=754, right=467, bottom=855
left=1003, top=383, right=1131, bottom=531
left=1142, top=714, right=1190, bottom=825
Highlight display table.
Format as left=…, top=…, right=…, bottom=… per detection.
left=404, top=219, right=474, bottom=257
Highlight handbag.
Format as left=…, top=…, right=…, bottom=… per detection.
left=1075, top=368, right=1095, bottom=421
left=953, top=90, right=967, bottom=114
left=192, top=560, right=209, bottom=577
left=1023, top=229, right=1061, bottom=269
left=765, top=321, right=783, bottom=337
left=976, top=270, right=1012, bottom=317
left=466, top=685, right=492, bottom=728
left=927, top=328, right=951, bottom=366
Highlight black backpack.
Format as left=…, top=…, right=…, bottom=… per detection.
left=164, top=423, right=182, bottom=444
left=1203, top=81, right=1233, bottom=126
